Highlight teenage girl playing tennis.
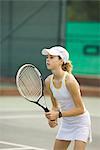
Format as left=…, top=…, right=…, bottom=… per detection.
left=42, top=46, right=92, bottom=150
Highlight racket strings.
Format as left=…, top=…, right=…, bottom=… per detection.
left=27, top=67, right=42, bottom=96
left=20, top=67, right=41, bottom=93
left=18, top=66, right=42, bottom=101
left=19, top=75, right=41, bottom=100
left=19, top=73, right=41, bottom=97
left=19, top=72, right=32, bottom=96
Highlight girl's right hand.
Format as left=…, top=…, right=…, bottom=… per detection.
left=48, top=119, right=58, bottom=128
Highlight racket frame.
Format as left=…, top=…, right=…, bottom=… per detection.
left=16, top=64, right=49, bottom=112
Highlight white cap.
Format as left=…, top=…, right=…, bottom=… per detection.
left=41, top=46, right=69, bottom=64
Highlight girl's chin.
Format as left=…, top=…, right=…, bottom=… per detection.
left=47, top=67, right=51, bottom=70
left=47, top=66, right=52, bottom=70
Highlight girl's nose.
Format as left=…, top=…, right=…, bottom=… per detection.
left=46, top=60, right=49, bottom=64
left=46, top=57, right=49, bottom=61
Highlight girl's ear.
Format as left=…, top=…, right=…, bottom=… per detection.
left=60, top=59, right=64, bottom=65
left=58, top=56, right=63, bottom=65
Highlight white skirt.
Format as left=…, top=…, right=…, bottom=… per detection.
left=56, top=111, right=92, bottom=143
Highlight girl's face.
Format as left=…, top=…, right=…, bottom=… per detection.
left=46, top=54, right=63, bottom=70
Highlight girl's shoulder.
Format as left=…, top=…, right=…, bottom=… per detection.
left=44, top=74, right=53, bottom=89
left=65, top=73, right=79, bottom=88
left=44, top=74, right=53, bottom=95
left=45, top=74, right=53, bottom=84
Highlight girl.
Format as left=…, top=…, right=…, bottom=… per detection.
left=42, top=46, right=92, bottom=150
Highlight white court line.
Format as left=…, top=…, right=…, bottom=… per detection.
left=0, top=141, right=47, bottom=150
left=0, top=147, right=45, bottom=150
left=0, top=114, right=44, bottom=119
left=0, top=109, right=42, bottom=112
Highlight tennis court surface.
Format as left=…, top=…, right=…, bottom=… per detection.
left=0, top=96, right=100, bottom=150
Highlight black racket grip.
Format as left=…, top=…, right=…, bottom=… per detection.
left=44, top=107, right=49, bottom=112
left=45, top=107, right=55, bottom=121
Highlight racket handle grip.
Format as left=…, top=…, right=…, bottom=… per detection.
left=45, top=108, right=55, bottom=121
left=44, top=107, right=49, bottom=112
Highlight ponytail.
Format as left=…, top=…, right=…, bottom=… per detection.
left=62, top=60, right=73, bottom=73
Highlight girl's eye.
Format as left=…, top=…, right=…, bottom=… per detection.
left=46, top=56, right=54, bottom=59
left=46, top=56, right=49, bottom=59
left=50, top=56, right=54, bottom=59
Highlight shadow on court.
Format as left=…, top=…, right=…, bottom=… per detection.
left=0, top=96, right=100, bottom=150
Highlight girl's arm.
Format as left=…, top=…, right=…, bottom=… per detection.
left=61, top=74, right=85, bottom=117
left=44, top=75, right=59, bottom=127
left=44, top=75, right=59, bottom=111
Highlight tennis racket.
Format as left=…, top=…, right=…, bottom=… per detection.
left=16, top=64, right=49, bottom=112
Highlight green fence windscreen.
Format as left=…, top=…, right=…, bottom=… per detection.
left=66, top=22, right=100, bottom=76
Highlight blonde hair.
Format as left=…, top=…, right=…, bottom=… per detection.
left=62, top=60, right=73, bottom=73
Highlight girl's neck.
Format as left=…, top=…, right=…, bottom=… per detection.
left=52, top=68, right=65, bottom=81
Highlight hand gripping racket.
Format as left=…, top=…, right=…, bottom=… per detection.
left=16, top=64, right=49, bottom=112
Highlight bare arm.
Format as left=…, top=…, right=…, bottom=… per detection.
left=61, top=74, right=85, bottom=117
left=44, top=75, right=59, bottom=128
left=44, top=75, right=59, bottom=111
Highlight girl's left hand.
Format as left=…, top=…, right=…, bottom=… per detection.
left=45, top=110, right=59, bottom=121
left=48, top=119, right=58, bottom=128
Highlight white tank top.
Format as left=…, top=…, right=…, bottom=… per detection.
left=50, top=73, right=75, bottom=111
